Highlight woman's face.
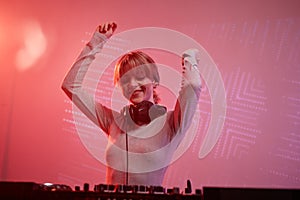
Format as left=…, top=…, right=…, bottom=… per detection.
left=119, top=66, right=154, bottom=104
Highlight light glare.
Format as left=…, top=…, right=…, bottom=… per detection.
left=15, top=20, right=47, bottom=71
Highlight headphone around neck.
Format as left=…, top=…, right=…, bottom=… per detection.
left=128, top=101, right=166, bottom=126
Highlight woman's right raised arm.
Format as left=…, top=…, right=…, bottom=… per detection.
left=61, top=22, right=117, bottom=130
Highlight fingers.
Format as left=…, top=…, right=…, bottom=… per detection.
left=182, top=49, right=200, bottom=66
left=111, top=22, right=117, bottom=32
left=98, top=23, right=107, bottom=34
left=98, top=22, right=117, bottom=34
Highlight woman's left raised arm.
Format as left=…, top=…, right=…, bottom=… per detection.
left=170, top=49, right=202, bottom=136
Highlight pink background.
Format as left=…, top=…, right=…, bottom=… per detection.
left=0, top=0, right=299, bottom=190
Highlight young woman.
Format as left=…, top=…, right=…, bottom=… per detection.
left=62, top=22, right=201, bottom=186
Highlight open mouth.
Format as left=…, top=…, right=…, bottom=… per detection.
left=130, top=86, right=146, bottom=98
left=131, top=89, right=143, bottom=97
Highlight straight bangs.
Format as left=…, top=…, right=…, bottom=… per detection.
left=113, top=51, right=159, bottom=86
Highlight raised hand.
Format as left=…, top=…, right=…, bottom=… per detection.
left=97, top=22, right=117, bottom=38
left=182, top=49, right=200, bottom=67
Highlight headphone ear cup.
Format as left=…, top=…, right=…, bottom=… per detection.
left=129, top=101, right=152, bottom=125
left=129, top=101, right=166, bottom=125
left=149, top=104, right=167, bottom=121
